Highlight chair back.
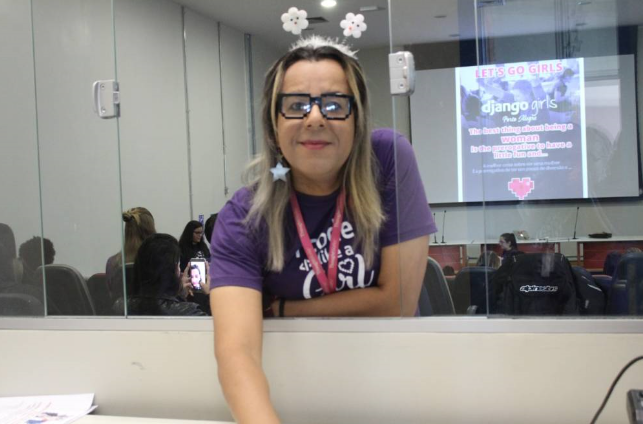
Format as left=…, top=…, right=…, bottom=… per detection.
left=422, top=257, right=455, bottom=315
left=87, top=273, right=119, bottom=315
left=614, top=252, right=643, bottom=314
left=37, top=264, right=95, bottom=315
left=0, top=293, right=44, bottom=316
left=452, top=266, right=496, bottom=315
left=606, top=281, right=627, bottom=315
left=418, top=284, right=432, bottom=316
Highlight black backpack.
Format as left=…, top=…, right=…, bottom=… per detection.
left=502, top=253, right=578, bottom=315
left=572, top=266, right=606, bottom=315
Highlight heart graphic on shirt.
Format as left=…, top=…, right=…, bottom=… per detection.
left=338, top=258, right=355, bottom=274
left=507, top=177, right=535, bottom=200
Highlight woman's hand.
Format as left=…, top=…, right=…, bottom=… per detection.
left=180, top=264, right=193, bottom=299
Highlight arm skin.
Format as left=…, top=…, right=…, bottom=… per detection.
left=210, top=287, right=281, bottom=424
left=274, top=235, right=430, bottom=317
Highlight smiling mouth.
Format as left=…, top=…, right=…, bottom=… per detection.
left=299, top=140, right=331, bottom=150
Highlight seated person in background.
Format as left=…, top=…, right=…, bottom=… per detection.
left=499, top=233, right=522, bottom=263
left=178, top=220, right=211, bottom=271
left=0, top=223, right=22, bottom=284
left=106, top=207, right=156, bottom=301
left=204, top=213, right=218, bottom=245
left=18, top=236, right=55, bottom=286
left=491, top=234, right=525, bottom=313
left=602, top=251, right=621, bottom=276
left=179, top=220, right=212, bottom=314
left=0, top=241, right=45, bottom=315
left=442, top=265, right=455, bottom=277
left=476, top=250, right=500, bottom=269
left=119, top=233, right=209, bottom=316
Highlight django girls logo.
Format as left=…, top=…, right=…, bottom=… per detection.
left=508, top=177, right=534, bottom=200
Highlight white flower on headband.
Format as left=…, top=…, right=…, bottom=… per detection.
left=340, top=13, right=367, bottom=38
left=281, top=7, right=309, bottom=35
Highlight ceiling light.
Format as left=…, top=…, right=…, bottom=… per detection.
left=321, top=0, right=337, bottom=8
left=359, top=5, right=385, bottom=12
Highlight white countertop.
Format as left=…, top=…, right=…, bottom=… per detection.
left=77, top=416, right=233, bottom=424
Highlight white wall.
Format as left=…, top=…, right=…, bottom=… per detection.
left=219, top=24, right=251, bottom=195
left=32, top=0, right=122, bottom=274
left=358, top=46, right=411, bottom=138
left=2, top=326, right=643, bottom=424
left=115, top=0, right=191, bottom=239
left=183, top=9, right=227, bottom=216
left=1, top=0, right=251, bottom=276
left=250, top=35, right=281, bottom=154
left=0, top=0, right=41, bottom=254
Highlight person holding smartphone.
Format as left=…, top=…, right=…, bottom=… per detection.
left=122, top=233, right=210, bottom=316
left=178, top=220, right=210, bottom=272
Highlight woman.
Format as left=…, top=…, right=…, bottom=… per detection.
left=476, top=250, right=500, bottom=269
left=178, top=220, right=210, bottom=271
left=105, top=207, right=156, bottom=301
left=124, top=233, right=208, bottom=316
left=209, top=36, right=436, bottom=423
left=499, top=232, right=520, bottom=262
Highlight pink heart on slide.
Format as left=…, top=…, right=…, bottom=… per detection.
left=508, top=177, right=535, bottom=200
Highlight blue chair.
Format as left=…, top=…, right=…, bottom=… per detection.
left=612, top=252, right=643, bottom=315
left=422, top=257, right=455, bottom=315
left=451, top=266, right=496, bottom=315
left=606, top=281, right=627, bottom=315
left=418, top=284, right=432, bottom=316
left=36, top=264, right=95, bottom=315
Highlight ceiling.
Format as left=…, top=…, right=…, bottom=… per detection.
left=172, top=0, right=643, bottom=50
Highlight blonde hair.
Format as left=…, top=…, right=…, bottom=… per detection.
left=244, top=37, right=384, bottom=272
left=121, top=207, right=156, bottom=263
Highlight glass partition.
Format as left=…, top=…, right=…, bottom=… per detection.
left=3, top=0, right=642, bottom=321
left=1, top=0, right=122, bottom=317
left=391, top=0, right=643, bottom=318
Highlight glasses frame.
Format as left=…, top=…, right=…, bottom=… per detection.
left=277, top=93, right=355, bottom=120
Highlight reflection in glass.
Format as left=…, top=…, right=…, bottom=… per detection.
left=390, top=0, right=643, bottom=317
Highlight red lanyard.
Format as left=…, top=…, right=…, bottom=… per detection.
left=289, top=188, right=346, bottom=295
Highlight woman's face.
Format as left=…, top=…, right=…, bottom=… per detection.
left=190, top=268, right=201, bottom=286
left=499, top=237, right=511, bottom=251
left=192, top=226, right=204, bottom=243
left=276, top=59, right=355, bottom=194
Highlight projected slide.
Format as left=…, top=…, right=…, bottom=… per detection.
left=455, top=59, right=587, bottom=202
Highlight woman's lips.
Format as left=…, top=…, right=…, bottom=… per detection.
left=299, top=140, right=330, bottom=150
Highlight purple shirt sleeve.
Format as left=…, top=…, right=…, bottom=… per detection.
left=209, top=188, right=265, bottom=292
left=372, top=128, right=437, bottom=247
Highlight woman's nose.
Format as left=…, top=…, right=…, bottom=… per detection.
left=305, top=103, right=325, bottom=127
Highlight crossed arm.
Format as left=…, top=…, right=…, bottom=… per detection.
left=210, top=235, right=429, bottom=423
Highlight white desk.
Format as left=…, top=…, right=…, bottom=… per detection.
left=77, top=416, right=233, bottom=424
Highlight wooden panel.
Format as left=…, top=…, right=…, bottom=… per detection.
left=484, top=242, right=559, bottom=256
left=579, top=240, right=643, bottom=270
left=429, top=245, right=466, bottom=271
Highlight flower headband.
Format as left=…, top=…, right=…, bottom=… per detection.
left=281, top=7, right=368, bottom=57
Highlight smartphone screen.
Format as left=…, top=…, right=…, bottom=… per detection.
left=189, top=258, right=206, bottom=291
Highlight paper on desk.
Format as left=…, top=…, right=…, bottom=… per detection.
left=0, top=393, right=96, bottom=424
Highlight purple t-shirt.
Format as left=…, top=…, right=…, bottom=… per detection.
left=210, top=128, right=437, bottom=302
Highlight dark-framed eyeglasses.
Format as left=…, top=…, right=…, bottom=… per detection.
left=278, top=93, right=354, bottom=120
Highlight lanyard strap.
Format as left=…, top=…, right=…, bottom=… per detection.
left=289, top=188, right=346, bottom=295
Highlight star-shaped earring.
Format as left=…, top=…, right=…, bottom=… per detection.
left=270, top=162, right=290, bottom=182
